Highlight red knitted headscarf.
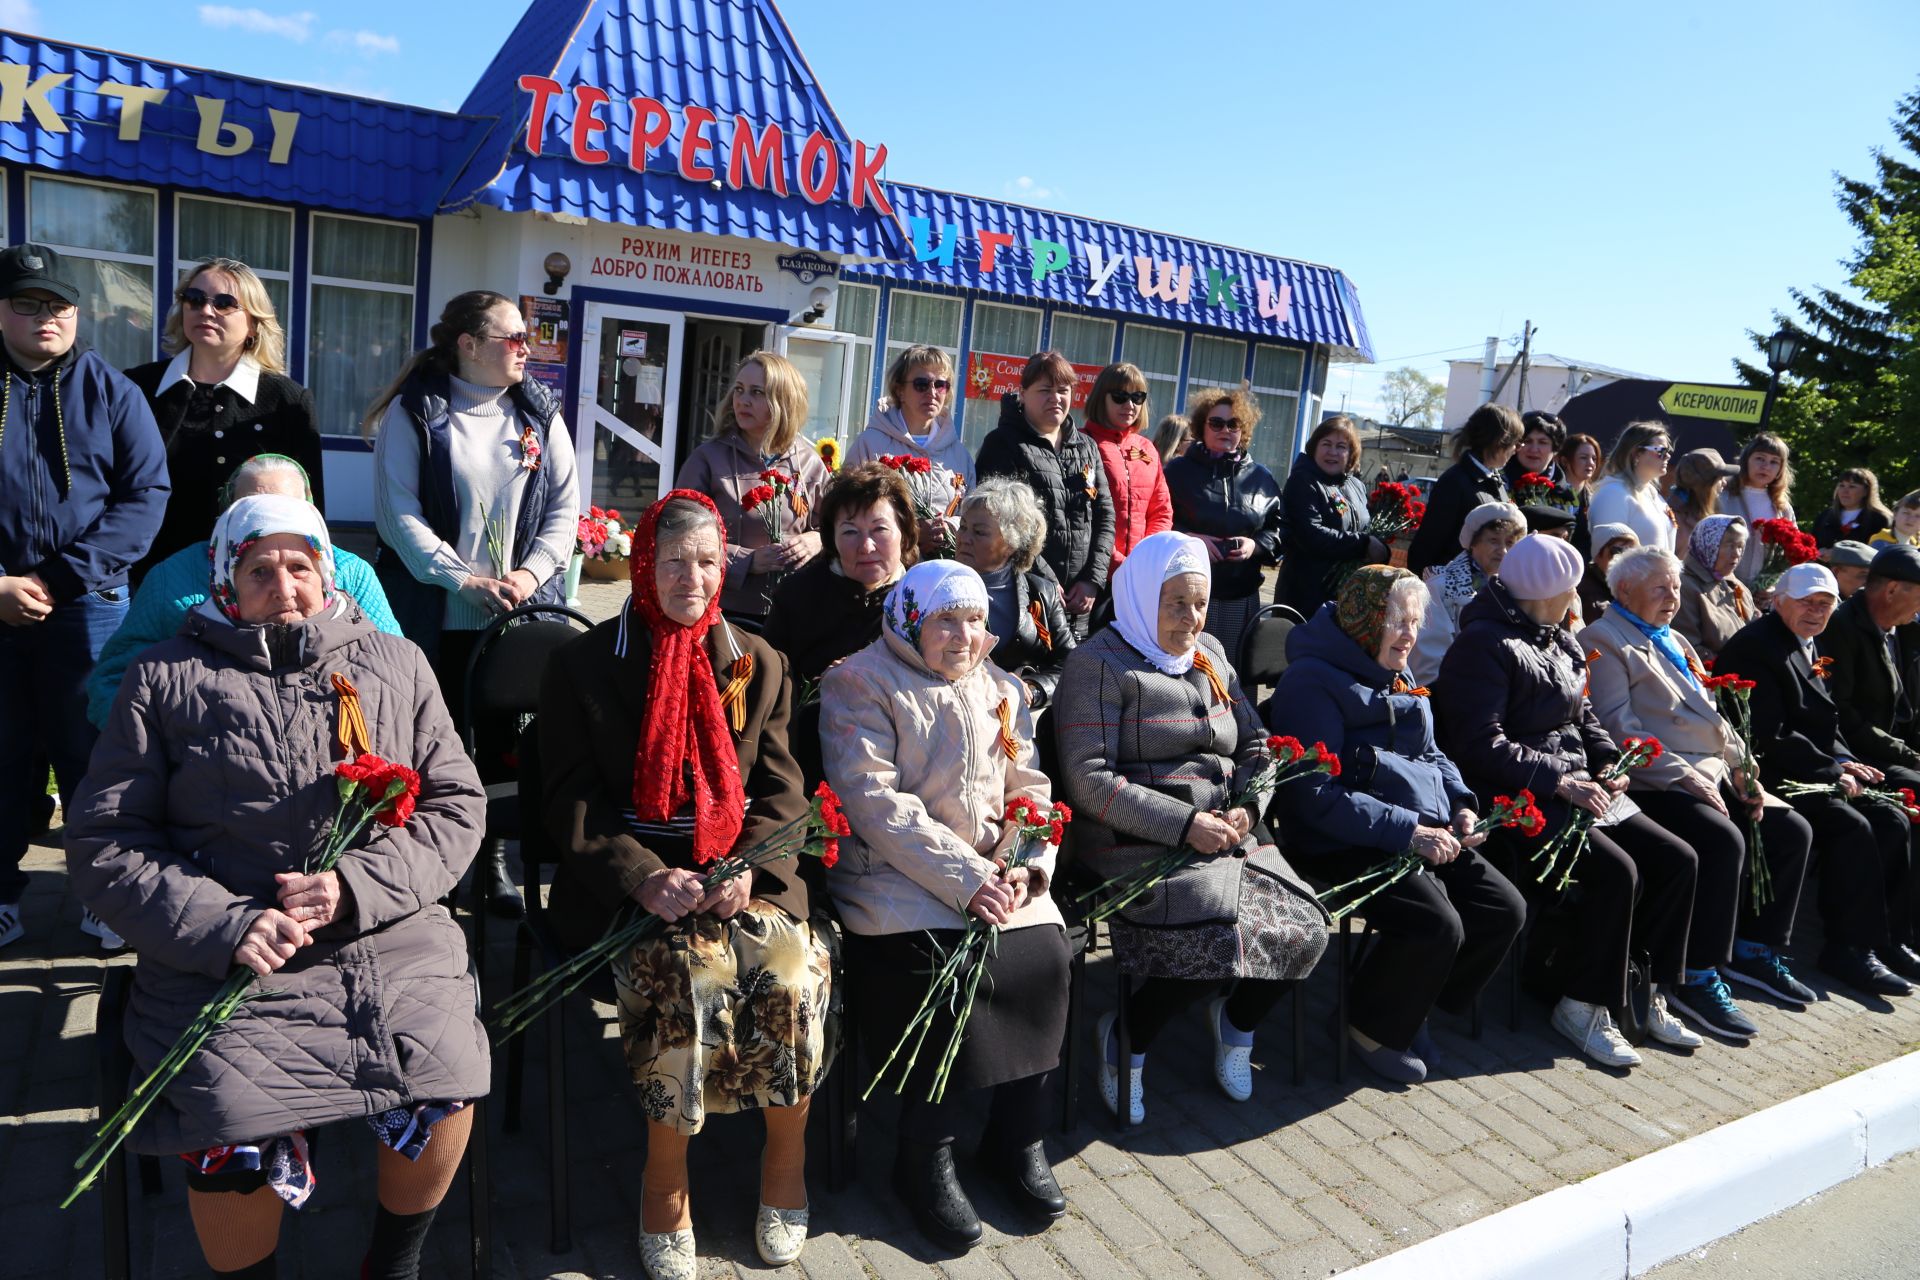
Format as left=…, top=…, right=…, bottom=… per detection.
left=627, top=489, right=746, bottom=864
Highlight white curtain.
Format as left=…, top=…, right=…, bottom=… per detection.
left=1048, top=313, right=1114, bottom=367
left=309, top=284, right=412, bottom=435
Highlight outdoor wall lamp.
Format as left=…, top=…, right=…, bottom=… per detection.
left=542, top=252, right=572, bottom=295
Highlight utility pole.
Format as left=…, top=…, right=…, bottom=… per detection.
left=1515, top=320, right=1535, bottom=415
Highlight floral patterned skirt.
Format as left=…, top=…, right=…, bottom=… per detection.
left=1112, top=865, right=1328, bottom=982
left=613, top=902, right=838, bottom=1135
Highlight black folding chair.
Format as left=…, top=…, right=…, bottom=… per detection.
left=1239, top=602, right=1303, bottom=703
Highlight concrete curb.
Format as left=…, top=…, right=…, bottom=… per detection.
left=1335, top=1049, right=1920, bottom=1279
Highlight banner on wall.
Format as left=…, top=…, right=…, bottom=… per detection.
left=965, top=351, right=1103, bottom=409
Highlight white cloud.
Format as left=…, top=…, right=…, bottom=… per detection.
left=197, top=5, right=317, bottom=41
left=325, top=28, right=400, bottom=56
left=1003, top=175, right=1061, bottom=205
left=0, top=0, right=42, bottom=30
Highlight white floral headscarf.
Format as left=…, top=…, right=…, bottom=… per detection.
left=885, top=559, right=989, bottom=649
left=208, top=493, right=336, bottom=622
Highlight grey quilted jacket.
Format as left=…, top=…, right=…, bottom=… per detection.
left=1052, top=626, right=1319, bottom=928
left=66, top=600, right=488, bottom=1154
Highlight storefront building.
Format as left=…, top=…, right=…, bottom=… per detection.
left=0, top=0, right=1372, bottom=526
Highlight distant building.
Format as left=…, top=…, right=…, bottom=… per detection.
left=1331, top=413, right=1448, bottom=482
left=1442, top=352, right=1656, bottom=431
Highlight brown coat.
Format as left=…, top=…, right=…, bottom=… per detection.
left=675, top=432, right=829, bottom=618
left=539, top=612, right=810, bottom=950
left=1674, top=556, right=1755, bottom=662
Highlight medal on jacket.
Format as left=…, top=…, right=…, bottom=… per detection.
left=1082, top=462, right=1098, bottom=502
left=518, top=424, right=543, bottom=472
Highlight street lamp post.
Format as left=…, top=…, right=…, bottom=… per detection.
left=1759, top=327, right=1802, bottom=435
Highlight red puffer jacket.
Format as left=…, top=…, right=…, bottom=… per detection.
left=1085, top=422, right=1173, bottom=571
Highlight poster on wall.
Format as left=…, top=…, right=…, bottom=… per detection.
left=965, top=351, right=1103, bottom=409
left=525, top=362, right=566, bottom=397
left=520, top=295, right=569, bottom=364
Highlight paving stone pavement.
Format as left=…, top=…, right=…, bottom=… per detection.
left=14, top=580, right=1920, bottom=1277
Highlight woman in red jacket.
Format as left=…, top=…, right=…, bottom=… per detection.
left=1083, top=363, right=1173, bottom=575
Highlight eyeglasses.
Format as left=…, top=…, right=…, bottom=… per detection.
left=7, top=296, right=76, bottom=319
left=909, top=376, right=951, bottom=393
left=478, top=330, right=530, bottom=349
left=1639, top=445, right=1674, bottom=458
left=179, top=287, right=242, bottom=315
left=1205, top=416, right=1242, bottom=432
left=1109, top=390, right=1148, bottom=405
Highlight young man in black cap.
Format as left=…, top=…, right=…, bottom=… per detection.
left=0, top=243, right=167, bottom=949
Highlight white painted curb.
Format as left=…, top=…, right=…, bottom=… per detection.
left=1335, top=1049, right=1920, bottom=1279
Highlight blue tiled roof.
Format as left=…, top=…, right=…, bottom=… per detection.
left=845, top=185, right=1374, bottom=360
left=440, top=0, right=906, bottom=260
left=0, top=34, right=486, bottom=220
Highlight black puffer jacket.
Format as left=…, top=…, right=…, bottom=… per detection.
left=975, top=394, right=1115, bottom=592
left=990, top=567, right=1076, bottom=708
left=1278, top=454, right=1370, bottom=616
left=1162, top=441, right=1284, bottom=600
left=1407, top=457, right=1507, bottom=576
left=1433, top=578, right=1619, bottom=829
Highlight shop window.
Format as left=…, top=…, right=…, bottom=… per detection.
left=1047, top=312, right=1115, bottom=369
left=27, top=174, right=156, bottom=370
left=1123, top=323, right=1183, bottom=422
left=176, top=195, right=294, bottom=322
left=837, top=282, right=879, bottom=416
left=308, top=214, right=418, bottom=435
left=963, top=301, right=1042, bottom=448
left=1249, top=344, right=1306, bottom=478
left=1187, top=334, right=1248, bottom=390
left=881, top=289, right=962, bottom=420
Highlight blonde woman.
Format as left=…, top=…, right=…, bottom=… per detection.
left=127, top=256, right=320, bottom=580
left=1717, top=432, right=1796, bottom=583
left=1588, top=422, right=1678, bottom=552
left=676, top=351, right=829, bottom=621
left=845, top=344, right=974, bottom=556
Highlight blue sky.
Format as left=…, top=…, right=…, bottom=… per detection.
left=14, top=0, right=1920, bottom=419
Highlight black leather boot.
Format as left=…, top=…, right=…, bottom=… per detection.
left=991, top=1138, right=1066, bottom=1220
left=482, top=839, right=524, bottom=919
left=894, top=1139, right=982, bottom=1252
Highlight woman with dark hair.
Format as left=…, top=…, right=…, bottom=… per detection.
left=953, top=477, right=1075, bottom=707
left=1507, top=411, right=1567, bottom=488
left=1163, top=387, right=1284, bottom=654
left=127, top=256, right=322, bottom=582
left=975, top=351, right=1115, bottom=638
left=1667, top=449, right=1740, bottom=552
left=1278, top=415, right=1385, bottom=619
left=1810, top=467, right=1893, bottom=547
left=540, top=492, right=832, bottom=1276
left=1589, top=422, right=1677, bottom=553
left=762, top=462, right=917, bottom=686
left=1405, top=403, right=1523, bottom=576
left=1082, top=362, right=1173, bottom=574
left=676, top=351, right=829, bottom=622
left=1717, top=432, right=1795, bottom=583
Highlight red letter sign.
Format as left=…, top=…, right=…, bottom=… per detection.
left=679, top=105, right=717, bottom=182
left=851, top=140, right=893, bottom=215
left=517, top=75, right=563, bottom=157
left=629, top=96, right=672, bottom=172
left=728, top=115, right=789, bottom=195
left=570, top=84, right=610, bottom=164
left=797, top=131, right=840, bottom=205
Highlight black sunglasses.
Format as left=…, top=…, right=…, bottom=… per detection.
left=1108, top=390, right=1148, bottom=405
left=179, top=286, right=243, bottom=315
left=1205, top=416, right=1242, bottom=431
left=909, top=376, right=951, bottom=393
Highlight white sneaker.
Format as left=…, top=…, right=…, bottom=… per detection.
left=0, top=902, right=20, bottom=949
left=638, top=1224, right=696, bottom=1280
left=79, top=909, right=126, bottom=951
left=754, top=1203, right=809, bottom=1266
left=1206, top=996, right=1254, bottom=1102
left=1095, top=1011, right=1146, bottom=1124
left=1551, top=997, right=1642, bottom=1068
left=1647, top=991, right=1705, bottom=1049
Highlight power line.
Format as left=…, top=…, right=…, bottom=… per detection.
left=1365, top=342, right=1488, bottom=365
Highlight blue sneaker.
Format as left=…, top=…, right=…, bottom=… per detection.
left=1723, top=947, right=1816, bottom=1006
left=1664, top=972, right=1758, bottom=1041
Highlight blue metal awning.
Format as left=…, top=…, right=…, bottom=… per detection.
left=845, top=184, right=1374, bottom=361
left=0, top=34, right=486, bottom=220
left=440, top=0, right=907, bottom=261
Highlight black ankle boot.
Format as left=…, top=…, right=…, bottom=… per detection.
left=894, top=1139, right=982, bottom=1252
left=213, top=1257, right=277, bottom=1278
left=992, top=1138, right=1066, bottom=1220
left=482, top=841, right=524, bottom=919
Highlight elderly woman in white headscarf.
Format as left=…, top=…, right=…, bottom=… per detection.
left=1055, top=531, right=1328, bottom=1124
left=820, top=559, right=1069, bottom=1254
left=1409, top=500, right=1525, bottom=687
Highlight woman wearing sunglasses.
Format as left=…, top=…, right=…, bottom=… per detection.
left=126, top=257, right=324, bottom=584
left=845, top=345, right=975, bottom=558
left=366, top=290, right=581, bottom=915
left=1083, top=362, right=1173, bottom=574
left=1162, top=387, right=1284, bottom=653
left=1589, top=422, right=1679, bottom=554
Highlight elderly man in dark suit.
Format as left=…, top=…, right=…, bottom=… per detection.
left=1821, top=545, right=1920, bottom=775
left=1716, top=563, right=1918, bottom=998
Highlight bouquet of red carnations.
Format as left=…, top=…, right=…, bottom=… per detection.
left=1750, top=517, right=1819, bottom=595
left=878, top=454, right=965, bottom=556
left=1702, top=670, right=1774, bottom=909
left=1512, top=471, right=1578, bottom=511
left=1321, top=789, right=1547, bottom=922
left=741, top=466, right=802, bottom=544
left=1328, top=483, right=1425, bottom=593
left=63, top=754, right=422, bottom=1208
left=1531, top=737, right=1665, bottom=892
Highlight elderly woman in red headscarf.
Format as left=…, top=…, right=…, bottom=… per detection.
left=539, top=490, right=833, bottom=1280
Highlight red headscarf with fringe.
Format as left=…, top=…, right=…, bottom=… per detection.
left=628, top=490, right=746, bottom=864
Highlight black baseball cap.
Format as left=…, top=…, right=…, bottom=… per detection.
left=0, top=243, right=79, bottom=305
left=1869, top=544, right=1920, bottom=585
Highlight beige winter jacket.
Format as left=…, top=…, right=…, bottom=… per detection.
left=820, top=627, right=1063, bottom=937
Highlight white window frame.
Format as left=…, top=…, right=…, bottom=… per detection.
left=1186, top=333, right=1249, bottom=392
left=881, top=288, right=963, bottom=410
left=1123, top=321, right=1184, bottom=414
left=835, top=280, right=881, bottom=413
left=306, top=211, right=419, bottom=436
left=27, top=172, right=160, bottom=365
left=174, top=192, right=295, bottom=295
left=1045, top=310, right=1116, bottom=368
left=836, top=281, right=880, bottom=340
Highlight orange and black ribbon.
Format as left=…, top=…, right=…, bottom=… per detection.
left=718, top=653, right=754, bottom=731
left=1028, top=600, right=1052, bottom=650
left=1192, top=650, right=1233, bottom=706
left=1812, top=655, right=1834, bottom=682
left=995, top=698, right=1021, bottom=761
left=332, top=673, right=371, bottom=759
left=1582, top=648, right=1601, bottom=699
left=1391, top=673, right=1431, bottom=697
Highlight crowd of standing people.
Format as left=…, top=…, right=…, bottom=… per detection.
left=9, top=240, right=1920, bottom=1278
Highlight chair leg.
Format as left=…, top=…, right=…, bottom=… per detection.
left=102, top=1146, right=129, bottom=1280
left=1336, top=917, right=1352, bottom=1083
left=1292, top=978, right=1306, bottom=1087
left=503, top=931, right=532, bottom=1134
left=1510, top=916, right=1526, bottom=1032
left=545, top=996, right=570, bottom=1254
left=468, top=1097, right=492, bottom=1280
left=1114, top=971, right=1134, bottom=1132
left=1061, top=934, right=1086, bottom=1133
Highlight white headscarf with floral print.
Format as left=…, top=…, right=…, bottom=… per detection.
left=207, top=493, right=337, bottom=622
left=884, top=559, right=988, bottom=650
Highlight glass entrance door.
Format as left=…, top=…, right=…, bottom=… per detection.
left=576, top=302, right=683, bottom=519
left=783, top=329, right=858, bottom=445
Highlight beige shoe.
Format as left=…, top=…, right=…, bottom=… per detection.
left=755, top=1202, right=810, bottom=1266
left=638, top=1224, right=696, bottom=1280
